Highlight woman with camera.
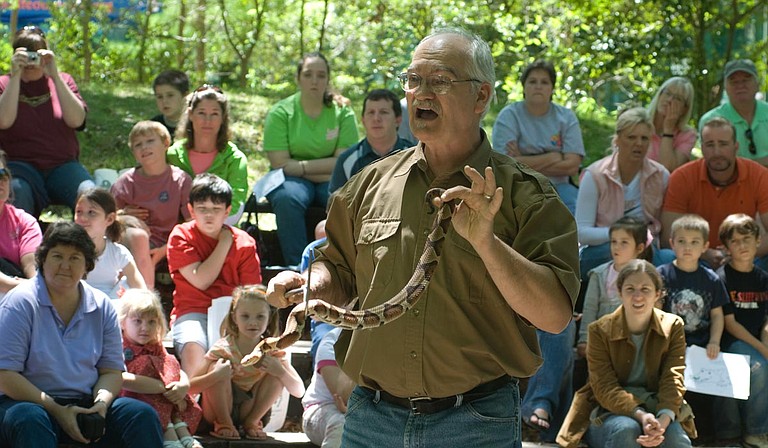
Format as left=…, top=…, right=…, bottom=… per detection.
left=0, top=222, right=163, bottom=447
left=0, top=26, right=94, bottom=217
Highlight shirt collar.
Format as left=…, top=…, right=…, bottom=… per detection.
left=393, top=129, right=492, bottom=179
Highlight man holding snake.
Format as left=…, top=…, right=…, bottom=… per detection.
left=266, top=28, right=580, bottom=447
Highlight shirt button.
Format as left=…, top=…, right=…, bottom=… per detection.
left=410, top=351, right=417, bottom=359
left=364, top=233, right=373, bottom=243
left=413, top=309, right=420, bottom=316
left=423, top=229, right=430, bottom=236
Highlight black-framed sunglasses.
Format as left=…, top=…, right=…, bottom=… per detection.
left=15, top=25, right=46, bottom=38
left=195, top=84, right=223, bottom=94
left=746, top=128, right=757, bottom=155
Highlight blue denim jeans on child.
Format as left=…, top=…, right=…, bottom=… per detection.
left=521, top=319, right=576, bottom=442
left=266, top=176, right=330, bottom=267
left=714, top=340, right=768, bottom=439
left=341, top=381, right=522, bottom=448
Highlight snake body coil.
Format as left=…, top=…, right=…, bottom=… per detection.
left=241, top=188, right=453, bottom=366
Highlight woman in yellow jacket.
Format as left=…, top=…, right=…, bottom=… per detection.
left=557, top=260, right=696, bottom=447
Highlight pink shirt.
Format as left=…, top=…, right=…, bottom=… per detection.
left=0, top=203, right=42, bottom=266
left=187, top=150, right=217, bottom=175
left=648, top=128, right=697, bottom=163
left=111, top=166, right=192, bottom=247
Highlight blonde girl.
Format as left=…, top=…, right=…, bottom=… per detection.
left=74, top=187, right=146, bottom=298
left=118, top=289, right=203, bottom=448
left=577, top=216, right=652, bottom=358
left=193, top=285, right=305, bottom=441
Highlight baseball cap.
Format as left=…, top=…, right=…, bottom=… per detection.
left=724, top=59, right=758, bottom=79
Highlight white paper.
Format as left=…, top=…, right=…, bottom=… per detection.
left=684, top=345, right=751, bottom=399
left=251, top=168, right=285, bottom=200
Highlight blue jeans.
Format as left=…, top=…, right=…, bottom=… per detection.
left=0, top=396, right=163, bottom=448
left=266, top=176, right=330, bottom=267
left=521, top=320, right=576, bottom=442
left=342, top=382, right=522, bottom=448
left=585, top=414, right=691, bottom=447
left=554, top=181, right=578, bottom=216
left=714, top=340, right=768, bottom=438
left=8, top=160, right=95, bottom=217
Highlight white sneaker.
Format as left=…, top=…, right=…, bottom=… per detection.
left=744, top=433, right=768, bottom=448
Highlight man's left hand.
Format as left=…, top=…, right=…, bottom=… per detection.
left=437, top=166, right=502, bottom=248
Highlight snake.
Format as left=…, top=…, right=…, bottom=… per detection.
left=241, top=188, right=454, bottom=367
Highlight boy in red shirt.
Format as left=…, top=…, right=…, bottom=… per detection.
left=168, top=173, right=261, bottom=376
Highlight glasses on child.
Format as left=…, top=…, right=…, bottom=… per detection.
left=746, top=128, right=757, bottom=155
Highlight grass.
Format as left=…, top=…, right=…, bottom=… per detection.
left=74, top=83, right=616, bottom=189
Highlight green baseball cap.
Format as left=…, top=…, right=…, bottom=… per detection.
left=724, top=59, right=758, bottom=79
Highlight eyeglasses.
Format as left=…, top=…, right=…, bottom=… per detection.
left=397, top=72, right=481, bottom=95
left=746, top=128, right=757, bottom=155
left=195, top=84, right=223, bottom=93
left=0, top=168, right=10, bottom=180
left=189, top=84, right=224, bottom=106
left=662, top=89, right=687, bottom=105
left=15, top=25, right=45, bottom=38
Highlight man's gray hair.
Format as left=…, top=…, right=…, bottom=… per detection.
left=421, top=28, right=496, bottom=116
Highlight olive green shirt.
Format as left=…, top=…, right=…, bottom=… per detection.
left=317, top=131, right=580, bottom=398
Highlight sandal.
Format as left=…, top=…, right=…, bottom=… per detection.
left=243, top=421, right=268, bottom=440
left=209, top=422, right=240, bottom=440
left=173, top=422, right=204, bottom=448
left=524, top=410, right=550, bottom=432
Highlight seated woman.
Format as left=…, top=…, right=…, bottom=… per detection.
left=0, top=222, right=163, bottom=447
left=263, top=52, right=359, bottom=266
left=492, top=59, right=584, bottom=214
left=647, top=77, right=696, bottom=172
left=0, top=25, right=95, bottom=217
left=167, top=85, right=248, bottom=226
left=576, top=107, right=670, bottom=280
left=0, top=149, right=42, bottom=297
left=557, top=260, right=696, bottom=448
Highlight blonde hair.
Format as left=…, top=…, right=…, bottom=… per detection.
left=648, top=77, right=694, bottom=131
left=129, top=120, right=172, bottom=148
left=670, top=214, right=709, bottom=242
left=222, top=285, right=279, bottom=338
left=118, top=289, right=168, bottom=343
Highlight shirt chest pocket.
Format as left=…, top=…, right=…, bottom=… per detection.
left=356, top=219, right=400, bottom=291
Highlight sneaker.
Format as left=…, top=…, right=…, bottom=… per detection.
left=744, top=433, right=768, bottom=448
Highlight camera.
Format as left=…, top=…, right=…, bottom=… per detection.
left=76, top=413, right=105, bottom=441
left=26, top=51, right=40, bottom=66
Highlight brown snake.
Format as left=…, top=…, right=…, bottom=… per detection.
left=241, top=188, right=454, bottom=366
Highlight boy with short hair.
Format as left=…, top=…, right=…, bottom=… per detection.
left=714, top=213, right=768, bottom=447
left=167, top=173, right=261, bottom=378
left=111, top=121, right=193, bottom=287
left=151, top=69, right=190, bottom=138
left=659, top=214, right=729, bottom=444
left=659, top=214, right=728, bottom=356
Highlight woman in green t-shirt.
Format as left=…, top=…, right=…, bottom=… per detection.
left=262, top=52, right=359, bottom=266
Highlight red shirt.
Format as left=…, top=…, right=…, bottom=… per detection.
left=0, top=73, right=86, bottom=170
left=167, top=221, right=261, bottom=318
left=663, top=157, right=768, bottom=247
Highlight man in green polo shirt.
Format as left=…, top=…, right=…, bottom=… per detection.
left=700, top=59, right=768, bottom=166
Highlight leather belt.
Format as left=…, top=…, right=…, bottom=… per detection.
left=369, top=375, right=512, bottom=415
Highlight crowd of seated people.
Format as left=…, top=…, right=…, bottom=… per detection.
left=2, top=22, right=768, bottom=447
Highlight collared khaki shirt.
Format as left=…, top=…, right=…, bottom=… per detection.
left=317, top=130, right=580, bottom=398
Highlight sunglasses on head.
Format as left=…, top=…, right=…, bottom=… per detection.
left=195, top=84, right=223, bottom=93
left=15, top=25, right=45, bottom=39
left=746, top=128, right=757, bottom=155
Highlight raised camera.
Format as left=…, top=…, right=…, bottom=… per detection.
left=26, top=51, right=40, bottom=65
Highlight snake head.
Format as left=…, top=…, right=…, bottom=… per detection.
left=425, top=188, right=447, bottom=214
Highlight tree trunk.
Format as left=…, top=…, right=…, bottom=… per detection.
left=177, top=0, right=187, bottom=68
left=195, top=0, right=206, bottom=79
left=299, top=0, right=305, bottom=57
left=137, top=0, right=154, bottom=84
left=318, top=0, right=329, bottom=52
left=81, top=0, right=92, bottom=83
